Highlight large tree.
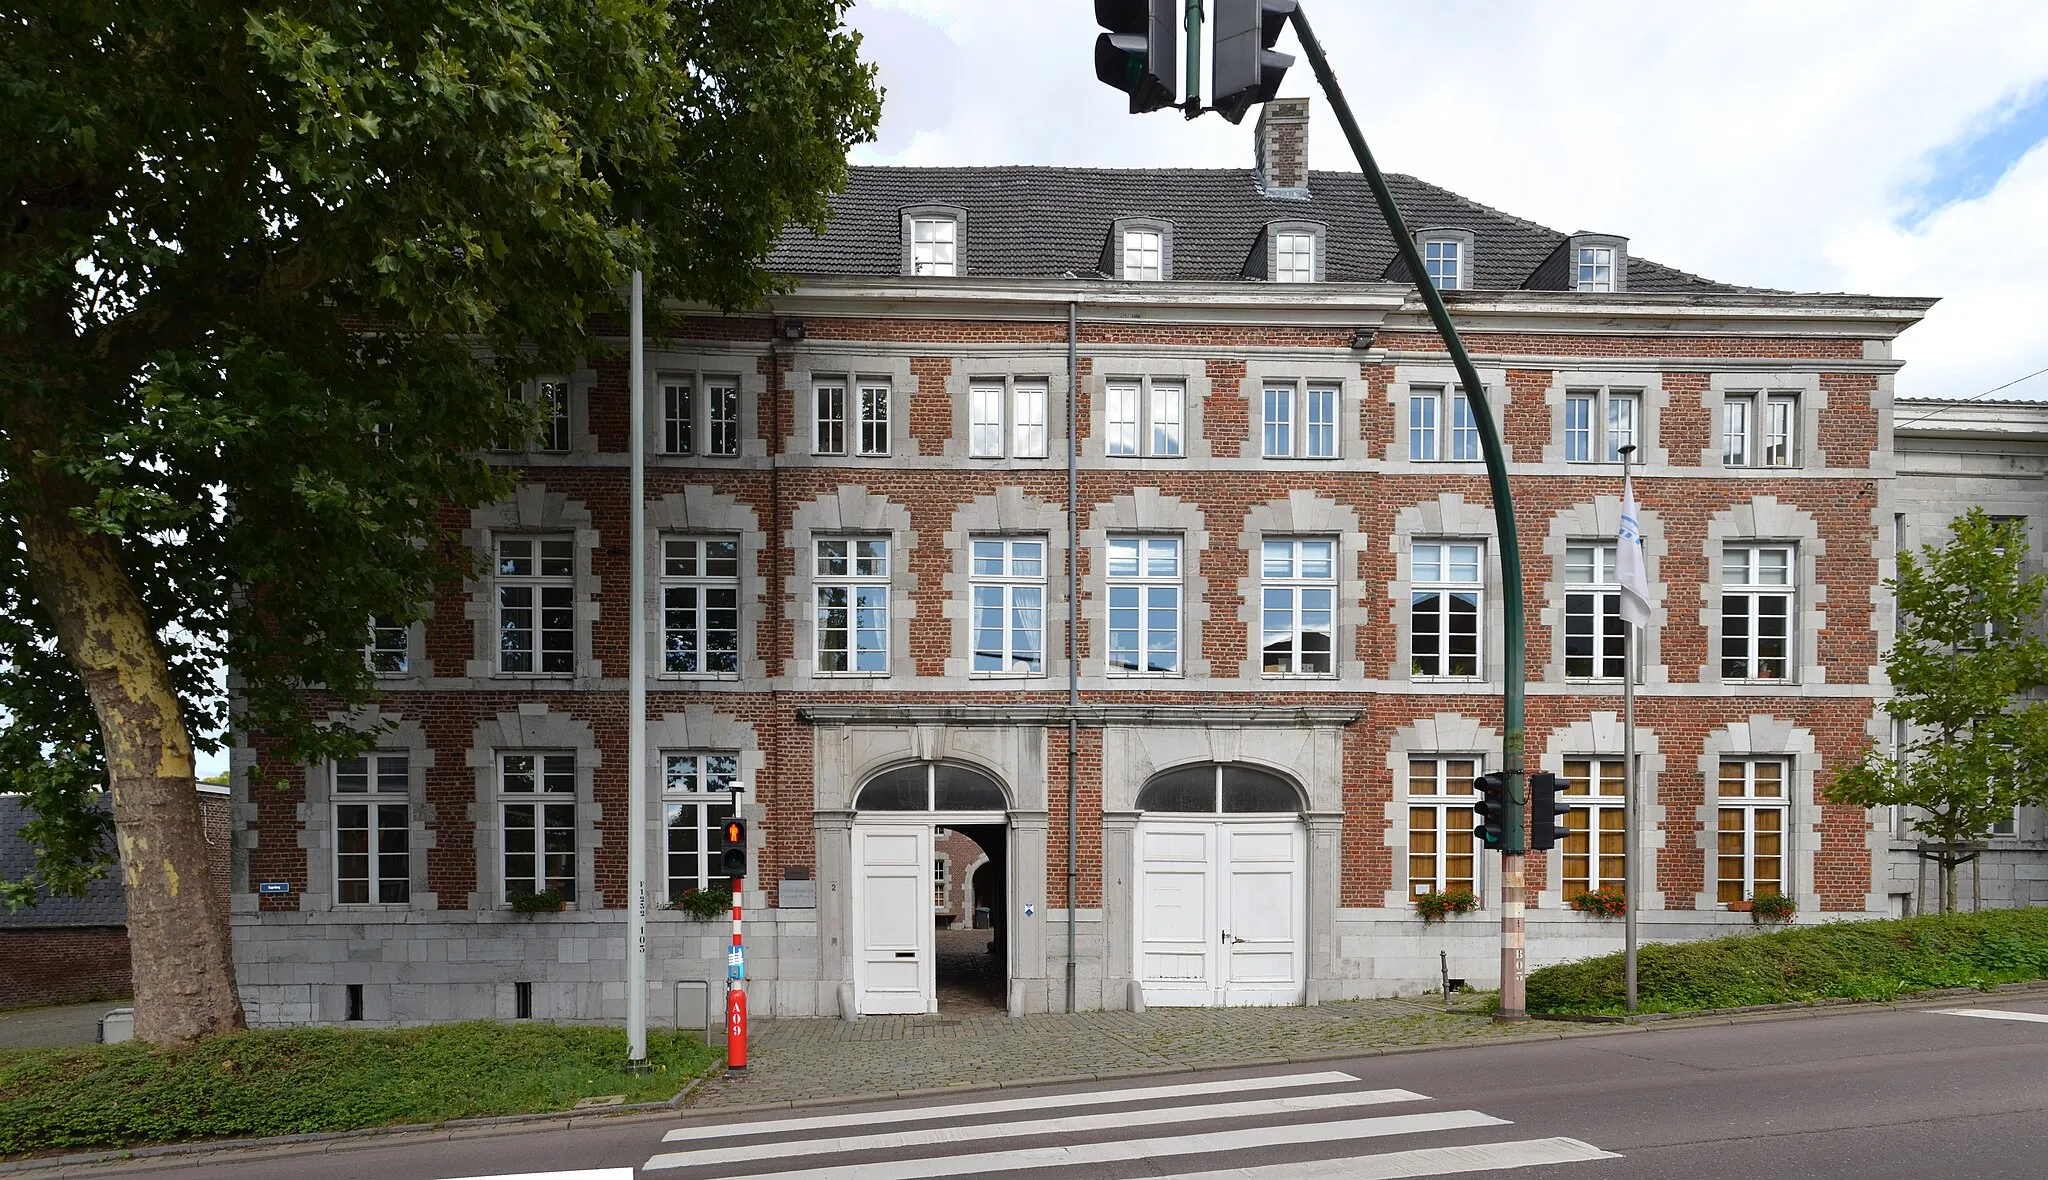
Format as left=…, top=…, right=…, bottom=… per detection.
left=1828, top=509, right=2048, bottom=912
left=1, top=0, right=879, bottom=1044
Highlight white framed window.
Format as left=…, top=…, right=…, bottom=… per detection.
left=970, top=537, right=1046, bottom=676
left=1411, top=541, right=1482, bottom=678
left=933, top=855, right=950, bottom=911
left=911, top=217, right=957, bottom=277
left=1408, top=388, right=1481, bottom=461
left=1262, top=384, right=1339, bottom=459
left=661, top=376, right=741, bottom=457
left=1564, top=543, right=1631, bottom=680
left=1261, top=538, right=1336, bottom=676
left=816, top=537, right=890, bottom=675
left=1559, top=758, right=1626, bottom=895
left=368, top=617, right=408, bottom=675
left=1106, top=535, right=1181, bottom=676
left=662, top=537, right=740, bottom=676
left=663, top=752, right=737, bottom=900
left=1275, top=232, right=1315, bottom=283
left=1721, top=545, right=1793, bottom=681
left=1576, top=246, right=1615, bottom=292
left=1717, top=759, right=1786, bottom=905
left=1563, top=389, right=1640, bottom=463
left=1407, top=757, right=1479, bottom=896
left=1103, top=380, right=1185, bottom=458
left=497, top=537, right=574, bottom=675
left=505, top=379, right=571, bottom=452
left=1122, top=229, right=1163, bottom=280
left=1724, top=392, right=1798, bottom=468
left=969, top=381, right=1049, bottom=459
left=1987, top=807, right=2021, bottom=838
left=500, top=753, right=576, bottom=903
left=858, top=381, right=890, bottom=456
left=1423, top=240, right=1461, bottom=290
left=334, top=753, right=409, bottom=905
left=814, top=381, right=846, bottom=455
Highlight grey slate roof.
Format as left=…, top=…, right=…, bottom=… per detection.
left=0, top=796, right=125, bottom=928
left=768, top=166, right=1738, bottom=292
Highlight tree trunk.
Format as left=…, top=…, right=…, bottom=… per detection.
left=17, top=483, right=245, bottom=1046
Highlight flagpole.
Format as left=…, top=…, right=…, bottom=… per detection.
left=1617, top=444, right=1640, bottom=1016
left=627, top=263, right=649, bottom=1070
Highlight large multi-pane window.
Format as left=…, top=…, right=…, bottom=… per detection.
left=970, top=537, right=1045, bottom=676
left=1408, top=388, right=1480, bottom=461
left=1565, top=543, right=1629, bottom=679
left=662, top=377, right=741, bottom=457
left=858, top=381, right=891, bottom=455
left=1275, top=232, right=1315, bottom=283
left=1559, top=758, right=1626, bottom=895
left=1717, top=759, right=1786, bottom=905
left=1261, top=538, right=1335, bottom=676
left=911, top=217, right=957, bottom=277
left=1104, top=380, right=1185, bottom=458
left=1408, top=757, right=1479, bottom=896
left=1724, top=392, right=1798, bottom=468
left=1411, top=541, right=1482, bottom=678
left=662, top=538, right=739, bottom=676
left=1722, top=545, right=1793, bottom=680
left=814, top=382, right=846, bottom=455
left=501, top=753, right=576, bottom=902
left=1423, top=240, right=1461, bottom=290
left=663, top=752, right=737, bottom=899
left=1576, top=246, right=1615, bottom=292
left=1106, top=536, right=1181, bottom=675
left=1563, top=390, right=1640, bottom=463
left=368, top=617, right=408, bottom=675
left=813, top=377, right=891, bottom=457
left=497, top=537, right=574, bottom=675
left=816, top=538, right=889, bottom=674
left=1262, top=384, right=1339, bottom=458
left=505, top=380, right=570, bottom=452
left=1122, top=229, right=1163, bottom=280
left=969, top=382, right=1049, bottom=459
left=334, top=754, right=409, bottom=905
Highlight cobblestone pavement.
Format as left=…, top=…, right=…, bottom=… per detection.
left=686, top=987, right=1541, bottom=1109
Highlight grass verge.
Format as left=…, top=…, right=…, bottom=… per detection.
left=1527, top=907, right=2048, bottom=1017
left=0, top=1022, right=716, bottom=1159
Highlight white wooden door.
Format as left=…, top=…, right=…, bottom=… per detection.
left=1136, top=823, right=1215, bottom=1007
left=853, top=824, right=934, bottom=1015
left=1219, top=822, right=1306, bottom=1006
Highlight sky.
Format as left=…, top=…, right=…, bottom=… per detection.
left=843, top=0, right=2048, bottom=401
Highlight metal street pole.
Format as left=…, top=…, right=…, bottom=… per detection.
left=1618, top=445, right=1639, bottom=1016
left=627, top=266, right=650, bottom=1070
left=1287, top=5, right=1531, bottom=1021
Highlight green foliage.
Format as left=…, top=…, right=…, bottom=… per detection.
left=1749, top=889, right=1796, bottom=924
left=0, top=0, right=882, bottom=900
left=1828, top=510, right=2048, bottom=888
left=672, top=887, right=732, bottom=920
left=1526, top=908, right=2048, bottom=1016
left=507, top=887, right=567, bottom=914
left=1566, top=885, right=1627, bottom=918
left=1415, top=887, right=1478, bottom=923
left=0, top=1022, right=716, bottom=1156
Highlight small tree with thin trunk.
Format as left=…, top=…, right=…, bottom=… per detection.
left=1828, top=509, right=2048, bottom=912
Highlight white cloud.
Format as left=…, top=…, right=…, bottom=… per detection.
left=844, top=0, right=2048, bottom=397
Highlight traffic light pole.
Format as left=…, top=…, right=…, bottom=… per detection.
left=1286, top=4, right=1530, bottom=1022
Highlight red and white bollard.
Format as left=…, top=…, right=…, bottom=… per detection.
left=726, top=873, right=747, bottom=1071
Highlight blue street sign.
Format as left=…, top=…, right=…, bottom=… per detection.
left=258, top=881, right=290, bottom=895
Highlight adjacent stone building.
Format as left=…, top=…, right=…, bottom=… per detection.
left=231, top=101, right=1937, bottom=1025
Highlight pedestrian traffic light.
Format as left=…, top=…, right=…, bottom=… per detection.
left=1211, top=0, right=1296, bottom=124
left=1094, top=0, right=1178, bottom=114
left=1472, top=772, right=1508, bottom=851
left=720, top=817, right=748, bottom=881
left=1529, top=772, right=1574, bottom=852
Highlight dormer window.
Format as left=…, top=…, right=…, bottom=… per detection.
left=900, top=206, right=966, bottom=278
left=1411, top=229, right=1474, bottom=291
left=1425, top=241, right=1460, bottom=290
left=1275, top=232, right=1315, bottom=283
left=1576, top=246, right=1614, bottom=292
left=1123, top=230, right=1163, bottom=280
left=1557, top=233, right=1628, bottom=293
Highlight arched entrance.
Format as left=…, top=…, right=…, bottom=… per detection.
left=1134, top=762, right=1306, bottom=1007
left=851, top=762, right=1009, bottom=1016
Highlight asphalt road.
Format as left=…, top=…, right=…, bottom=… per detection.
left=33, top=994, right=2048, bottom=1180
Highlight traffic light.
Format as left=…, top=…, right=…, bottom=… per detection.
left=720, top=817, right=748, bottom=881
left=1472, top=772, right=1508, bottom=851
left=1211, top=0, right=1296, bottom=124
left=1094, top=0, right=1178, bottom=114
left=1529, top=772, right=1573, bottom=851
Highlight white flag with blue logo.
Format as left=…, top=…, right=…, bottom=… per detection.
left=1617, top=474, right=1651, bottom=628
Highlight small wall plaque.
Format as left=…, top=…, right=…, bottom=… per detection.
left=258, top=881, right=291, bottom=895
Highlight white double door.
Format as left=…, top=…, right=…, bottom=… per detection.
left=1137, top=819, right=1305, bottom=1007
left=852, top=824, right=935, bottom=1015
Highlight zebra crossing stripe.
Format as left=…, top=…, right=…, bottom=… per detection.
left=646, top=1087, right=1428, bottom=1170
left=1151, top=1136, right=1621, bottom=1178
left=643, top=1108, right=1508, bottom=1176
left=661, top=1069, right=1361, bottom=1142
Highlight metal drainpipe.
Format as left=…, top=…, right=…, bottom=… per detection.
left=1066, top=298, right=1079, bottom=1015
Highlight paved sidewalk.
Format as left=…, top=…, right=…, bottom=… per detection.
left=686, top=992, right=1543, bottom=1108
left=0, top=1000, right=118, bottom=1051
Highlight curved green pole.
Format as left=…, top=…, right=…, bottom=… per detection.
left=1287, top=5, right=1530, bottom=1022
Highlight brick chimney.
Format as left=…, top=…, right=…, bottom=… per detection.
left=1255, top=97, right=1310, bottom=196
